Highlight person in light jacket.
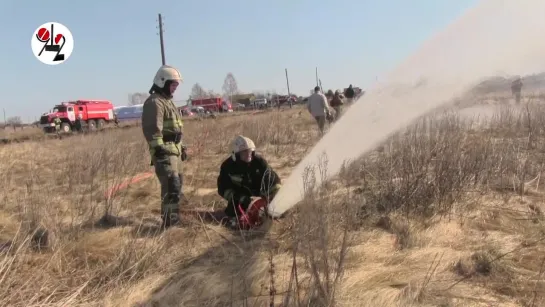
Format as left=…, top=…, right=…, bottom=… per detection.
left=307, top=86, right=331, bottom=135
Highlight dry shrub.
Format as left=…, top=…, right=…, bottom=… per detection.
left=0, top=126, right=45, bottom=143
left=278, top=154, right=359, bottom=307
left=332, top=102, right=545, bottom=305
left=0, top=127, right=164, bottom=306
left=451, top=245, right=539, bottom=303
left=346, top=112, right=490, bottom=218
left=338, top=104, right=545, bottom=221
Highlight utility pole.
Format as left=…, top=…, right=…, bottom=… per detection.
left=2, top=108, right=5, bottom=124
left=158, top=13, right=166, bottom=65
left=285, top=69, right=291, bottom=95
left=315, top=67, right=319, bottom=87
left=285, top=69, right=293, bottom=108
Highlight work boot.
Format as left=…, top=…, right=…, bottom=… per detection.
left=161, top=209, right=181, bottom=228
left=226, top=217, right=239, bottom=230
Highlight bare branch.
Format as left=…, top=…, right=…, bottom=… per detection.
left=222, top=73, right=239, bottom=101
left=190, top=83, right=208, bottom=99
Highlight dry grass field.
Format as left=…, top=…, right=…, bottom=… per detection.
left=2, top=101, right=545, bottom=307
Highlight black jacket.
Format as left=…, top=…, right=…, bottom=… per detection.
left=344, top=87, right=355, bottom=99
left=217, top=153, right=281, bottom=199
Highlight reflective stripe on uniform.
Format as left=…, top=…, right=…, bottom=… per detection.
left=223, top=189, right=235, bottom=200
left=149, top=142, right=181, bottom=157
left=150, top=138, right=164, bottom=147
left=162, top=202, right=179, bottom=211
left=163, top=119, right=183, bottom=129
left=228, top=175, right=243, bottom=186
left=142, top=94, right=184, bottom=159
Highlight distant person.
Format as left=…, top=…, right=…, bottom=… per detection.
left=217, top=135, right=282, bottom=229
left=344, top=84, right=355, bottom=105
left=113, top=114, right=119, bottom=127
left=511, top=76, right=523, bottom=104
left=330, top=90, right=344, bottom=122
left=326, top=89, right=334, bottom=100
left=75, top=113, right=83, bottom=132
left=307, top=86, right=331, bottom=135
left=53, top=115, right=62, bottom=135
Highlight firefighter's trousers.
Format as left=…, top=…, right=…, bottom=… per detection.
left=152, top=154, right=184, bottom=222
left=224, top=190, right=253, bottom=218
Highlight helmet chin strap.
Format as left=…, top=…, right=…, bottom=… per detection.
left=161, top=81, right=174, bottom=97
left=149, top=81, right=174, bottom=97
left=231, top=150, right=255, bottom=162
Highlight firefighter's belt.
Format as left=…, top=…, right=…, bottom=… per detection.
left=163, top=133, right=182, bottom=144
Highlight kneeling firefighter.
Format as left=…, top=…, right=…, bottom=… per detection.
left=141, top=65, right=188, bottom=228
left=217, top=135, right=282, bottom=229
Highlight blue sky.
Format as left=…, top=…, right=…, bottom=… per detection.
left=1, top=0, right=477, bottom=122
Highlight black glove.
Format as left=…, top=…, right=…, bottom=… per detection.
left=181, top=146, right=188, bottom=161
left=239, top=195, right=252, bottom=208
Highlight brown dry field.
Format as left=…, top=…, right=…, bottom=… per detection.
left=1, top=102, right=545, bottom=307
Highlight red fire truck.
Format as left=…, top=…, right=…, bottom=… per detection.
left=40, top=99, right=115, bottom=133
left=190, top=97, right=233, bottom=113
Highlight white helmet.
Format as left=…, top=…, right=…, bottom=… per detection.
left=153, top=65, right=183, bottom=88
left=230, top=135, right=256, bottom=160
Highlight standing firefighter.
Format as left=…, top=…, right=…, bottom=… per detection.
left=217, top=135, right=282, bottom=229
left=511, top=76, right=523, bottom=104
left=53, top=115, right=62, bottom=134
left=141, top=65, right=188, bottom=228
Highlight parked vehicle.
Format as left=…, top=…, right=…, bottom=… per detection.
left=39, top=100, right=115, bottom=133
left=252, top=98, right=268, bottom=109
left=178, top=106, right=195, bottom=117
left=114, top=104, right=143, bottom=121
left=190, top=97, right=233, bottom=113
left=270, top=95, right=297, bottom=106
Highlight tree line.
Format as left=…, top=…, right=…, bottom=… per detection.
left=128, top=73, right=240, bottom=106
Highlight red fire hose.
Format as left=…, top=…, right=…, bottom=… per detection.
left=104, top=110, right=261, bottom=199
left=104, top=172, right=154, bottom=200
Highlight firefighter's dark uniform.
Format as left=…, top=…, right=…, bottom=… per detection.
left=142, top=92, right=185, bottom=226
left=511, top=78, right=523, bottom=104
left=217, top=153, right=281, bottom=217
left=344, top=86, right=355, bottom=100
left=75, top=118, right=83, bottom=132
